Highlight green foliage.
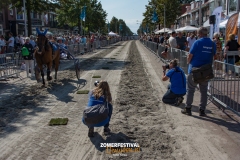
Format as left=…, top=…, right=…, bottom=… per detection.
left=49, top=118, right=68, bottom=125
left=56, top=0, right=107, bottom=34
left=139, top=0, right=180, bottom=34
left=109, top=17, right=133, bottom=36
left=0, top=0, right=133, bottom=36
left=0, top=0, right=60, bottom=35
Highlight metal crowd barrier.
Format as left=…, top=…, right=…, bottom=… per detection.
left=140, top=40, right=240, bottom=116
left=0, top=52, right=24, bottom=80
left=0, top=37, right=123, bottom=81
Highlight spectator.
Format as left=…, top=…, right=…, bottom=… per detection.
left=90, top=34, right=94, bottom=51
left=0, top=35, right=6, bottom=54
left=22, top=37, right=34, bottom=78
left=29, top=35, right=37, bottom=48
left=6, top=32, right=14, bottom=53
left=176, top=31, right=187, bottom=50
left=213, top=32, right=223, bottom=74
left=19, top=35, right=25, bottom=45
left=168, top=31, right=177, bottom=48
left=187, top=33, right=196, bottom=51
left=159, top=33, right=165, bottom=44
left=162, top=59, right=186, bottom=106
left=223, top=34, right=240, bottom=77
left=181, top=27, right=217, bottom=116
left=87, top=81, right=113, bottom=137
left=15, top=34, right=21, bottom=47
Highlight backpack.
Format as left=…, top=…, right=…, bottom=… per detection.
left=21, top=47, right=29, bottom=56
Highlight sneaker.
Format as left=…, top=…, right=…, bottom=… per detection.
left=88, top=127, right=94, bottom=137
left=103, top=127, right=111, bottom=135
left=181, top=107, right=192, bottom=116
left=199, top=109, right=206, bottom=116
left=175, top=97, right=184, bottom=106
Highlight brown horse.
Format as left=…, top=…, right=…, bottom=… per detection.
left=35, top=33, right=60, bottom=85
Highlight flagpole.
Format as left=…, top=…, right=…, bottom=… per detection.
left=23, top=0, right=27, bottom=36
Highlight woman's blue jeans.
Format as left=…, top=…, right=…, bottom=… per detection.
left=104, top=103, right=113, bottom=128
left=224, top=58, right=235, bottom=73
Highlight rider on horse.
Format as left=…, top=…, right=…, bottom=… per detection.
left=48, top=34, right=58, bottom=57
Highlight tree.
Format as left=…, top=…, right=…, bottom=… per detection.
left=88, top=0, right=107, bottom=33
left=56, top=0, right=107, bottom=35
left=142, top=0, right=180, bottom=30
left=0, top=0, right=60, bottom=36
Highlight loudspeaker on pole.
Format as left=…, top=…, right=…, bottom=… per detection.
left=209, top=15, right=216, bottom=24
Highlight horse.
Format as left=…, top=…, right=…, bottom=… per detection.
left=34, top=28, right=60, bottom=85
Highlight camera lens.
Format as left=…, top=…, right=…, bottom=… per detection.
left=94, top=81, right=99, bottom=87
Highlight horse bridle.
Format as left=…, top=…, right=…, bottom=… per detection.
left=37, top=35, right=48, bottom=55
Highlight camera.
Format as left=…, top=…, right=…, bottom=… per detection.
left=162, top=64, right=170, bottom=71
left=94, top=80, right=99, bottom=87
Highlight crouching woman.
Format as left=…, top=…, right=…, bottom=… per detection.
left=85, top=81, right=113, bottom=137
left=162, top=59, right=186, bottom=106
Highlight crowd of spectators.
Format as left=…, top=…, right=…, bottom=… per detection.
left=0, top=32, right=116, bottom=54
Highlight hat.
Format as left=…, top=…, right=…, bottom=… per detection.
left=57, top=37, right=62, bottom=41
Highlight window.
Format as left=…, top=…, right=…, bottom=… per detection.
left=229, top=0, right=237, bottom=12
left=31, top=12, right=38, bottom=19
left=9, top=4, right=13, bottom=15
left=16, top=8, right=24, bottom=20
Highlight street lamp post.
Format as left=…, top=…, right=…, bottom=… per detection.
left=23, top=0, right=27, bottom=36
left=159, top=4, right=165, bottom=34
left=196, top=0, right=202, bottom=27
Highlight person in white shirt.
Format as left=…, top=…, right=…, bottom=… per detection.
left=19, top=35, right=25, bottom=45
left=0, top=35, right=6, bottom=54
left=168, top=31, right=177, bottom=48
left=6, top=32, right=14, bottom=53
left=187, top=33, right=196, bottom=50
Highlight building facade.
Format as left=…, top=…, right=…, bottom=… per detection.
left=0, top=5, right=72, bottom=36
left=176, top=0, right=239, bottom=29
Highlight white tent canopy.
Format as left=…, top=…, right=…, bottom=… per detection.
left=108, top=31, right=117, bottom=36
left=176, top=26, right=199, bottom=32
left=155, top=28, right=173, bottom=34
left=220, top=12, right=240, bottom=28
left=203, top=19, right=210, bottom=27
left=219, top=19, right=228, bottom=28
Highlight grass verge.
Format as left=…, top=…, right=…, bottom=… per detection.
left=92, top=75, right=101, bottom=78
left=49, top=118, right=68, bottom=126
left=76, top=90, right=89, bottom=94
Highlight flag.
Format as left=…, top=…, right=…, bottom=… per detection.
left=119, top=24, right=123, bottom=31
left=225, top=12, right=239, bottom=42
left=80, top=6, right=87, bottom=21
left=209, top=7, right=222, bottom=39
left=152, top=10, right=158, bottom=23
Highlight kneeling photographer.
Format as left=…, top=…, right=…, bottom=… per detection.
left=161, top=59, right=186, bottom=106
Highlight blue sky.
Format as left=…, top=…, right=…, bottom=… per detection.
left=100, top=0, right=149, bottom=34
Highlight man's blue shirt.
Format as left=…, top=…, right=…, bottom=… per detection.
left=188, top=37, right=216, bottom=74
left=82, top=37, right=86, bottom=44
left=166, top=67, right=186, bottom=94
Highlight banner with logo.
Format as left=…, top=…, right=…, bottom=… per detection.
left=209, top=6, right=222, bottom=39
